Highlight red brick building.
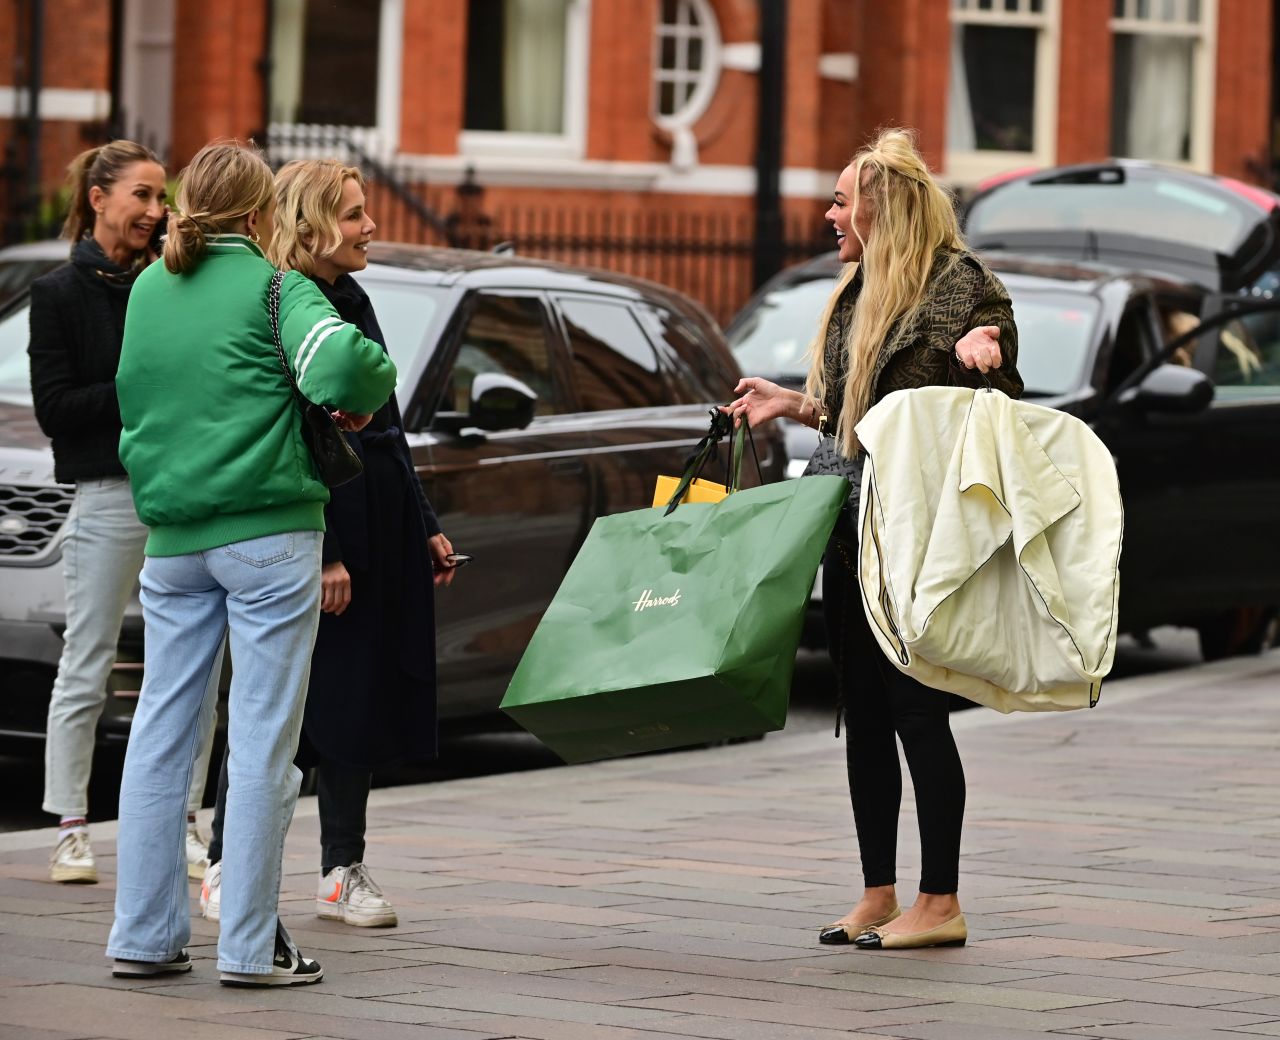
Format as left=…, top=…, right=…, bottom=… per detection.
left=3, top=0, right=1276, bottom=316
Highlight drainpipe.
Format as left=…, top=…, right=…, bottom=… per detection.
left=752, top=0, right=787, bottom=290
left=25, top=0, right=45, bottom=227
left=256, top=0, right=275, bottom=148
left=108, top=0, right=124, bottom=139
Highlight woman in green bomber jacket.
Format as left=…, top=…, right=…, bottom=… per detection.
left=105, top=142, right=397, bottom=989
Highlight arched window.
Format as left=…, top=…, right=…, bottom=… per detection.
left=652, top=0, right=721, bottom=131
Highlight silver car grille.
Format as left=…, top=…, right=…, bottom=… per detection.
left=0, top=484, right=73, bottom=557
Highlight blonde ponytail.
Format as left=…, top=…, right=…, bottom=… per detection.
left=164, top=141, right=274, bottom=275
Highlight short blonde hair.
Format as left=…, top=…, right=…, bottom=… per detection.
left=269, top=159, right=365, bottom=276
left=163, top=141, right=274, bottom=274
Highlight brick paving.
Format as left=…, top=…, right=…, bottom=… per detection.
left=1, top=651, right=1278, bottom=1039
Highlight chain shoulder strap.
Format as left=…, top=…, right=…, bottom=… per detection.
left=268, top=270, right=304, bottom=403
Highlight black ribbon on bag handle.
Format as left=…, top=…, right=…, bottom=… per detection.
left=662, top=409, right=759, bottom=516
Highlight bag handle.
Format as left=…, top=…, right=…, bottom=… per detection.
left=662, top=409, right=758, bottom=516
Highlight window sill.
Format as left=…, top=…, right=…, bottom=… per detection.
left=459, top=130, right=584, bottom=162
left=944, top=150, right=1045, bottom=191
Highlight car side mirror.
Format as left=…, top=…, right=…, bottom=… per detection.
left=1115, top=363, right=1214, bottom=415
left=471, top=373, right=537, bottom=431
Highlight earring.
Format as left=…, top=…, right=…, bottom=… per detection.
left=250, top=231, right=261, bottom=243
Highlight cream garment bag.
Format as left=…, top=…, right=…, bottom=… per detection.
left=855, top=386, right=1122, bottom=712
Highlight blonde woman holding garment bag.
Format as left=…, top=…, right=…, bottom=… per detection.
left=725, top=129, right=1023, bottom=951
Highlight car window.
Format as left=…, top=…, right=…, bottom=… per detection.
left=559, top=296, right=665, bottom=410
left=727, top=278, right=833, bottom=381
left=638, top=303, right=735, bottom=402
left=357, top=280, right=447, bottom=388
left=0, top=303, right=31, bottom=407
left=0, top=259, right=63, bottom=310
left=1104, top=303, right=1160, bottom=396
left=1002, top=289, right=1101, bottom=397
left=1210, top=310, right=1280, bottom=394
left=440, top=293, right=566, bottom=419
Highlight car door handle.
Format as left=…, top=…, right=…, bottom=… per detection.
left=547, top=457, right=585, bottom=475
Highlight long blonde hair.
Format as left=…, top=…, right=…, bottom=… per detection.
left=805, top=128, right=964, bottom=455
left=269, top=159, right=365, bottom=275
left=163, top=141, right=274, bottom=274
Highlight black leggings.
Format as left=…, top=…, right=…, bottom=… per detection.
left=822, top=541, right=965, bottom=895
left=207, top=741, right=372, bottom=875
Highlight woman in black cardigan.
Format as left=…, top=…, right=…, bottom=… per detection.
left=201, top=159, right=458, bottom=928
left=30, top=141, right=216, bottom=884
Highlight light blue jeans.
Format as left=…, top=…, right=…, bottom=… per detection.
left=43, top=477, right=216, bottom=819
left=107, top=530, right=322, bottom=974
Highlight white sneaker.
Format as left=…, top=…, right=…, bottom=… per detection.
left=50, top=829, right=97, bottom=884
left=220, top=921, right=322, bottom=987
left=316, top=863, right=397, bottom=927
left=200, top=861, right=221, bottom=922
left=185, top=821, right=210, bottom=881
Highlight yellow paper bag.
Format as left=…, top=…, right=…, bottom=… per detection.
left=652, top=475, right=730, bottom=508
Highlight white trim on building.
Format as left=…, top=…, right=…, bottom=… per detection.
left=371, top=152, right=840, bottom=199
left=376, top=0, right=404, bottom=154
left=0, top=87, right=111, bottom=122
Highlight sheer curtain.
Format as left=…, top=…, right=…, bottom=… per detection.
left=504, top=0, right=568, bottom=134
left=947, top=28, right=977, bottom=153
left=271, top=0, right=307, bottom=124
left=1122, top=35, right=1192, bottom=161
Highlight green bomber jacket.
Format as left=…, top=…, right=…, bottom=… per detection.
left=116, top=235, right=398, bottom=556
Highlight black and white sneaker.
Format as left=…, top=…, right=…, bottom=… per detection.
left=220, top=921, right=323, bottom=987
left=112, top=950, right=193, bottom=978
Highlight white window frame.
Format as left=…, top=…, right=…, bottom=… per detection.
left=118, top=0, right=175, bottom=156
left=268, top=0, right=403, bottom=159
left=944, top=0, right=1060, bottom=187
left=1109, top=0, right=1216, bottom=172
left=376, top=0, right=404, bottom=153
left=458, top=0, right=591, bottom=161
left=651, top=0, right=722, bottom=133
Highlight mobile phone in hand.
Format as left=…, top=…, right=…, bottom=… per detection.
left=444, top=552, right=473, bottom=568
left=148, top=213, right=167, bottom=254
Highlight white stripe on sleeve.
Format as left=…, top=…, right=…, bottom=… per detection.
left=298, top=324, right=346, bottom=381
left=293, top=316, right=344, bottom=369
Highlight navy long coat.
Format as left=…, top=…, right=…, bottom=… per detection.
left=300, top=273, right=440, bottom=769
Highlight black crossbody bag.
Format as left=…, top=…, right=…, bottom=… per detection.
left=268, top=271, right=363, bottom=488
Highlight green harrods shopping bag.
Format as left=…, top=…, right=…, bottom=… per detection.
left=500, top=418, right=849, bottom=763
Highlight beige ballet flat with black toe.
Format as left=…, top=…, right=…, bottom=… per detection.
left=818, top=905, right=901, bottom=945
left=853, top=911, right=967, bottom=950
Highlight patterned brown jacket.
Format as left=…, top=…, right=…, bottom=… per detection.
left=821, top=249, right=1024, bottom=429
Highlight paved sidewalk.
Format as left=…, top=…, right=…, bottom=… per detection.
left=2, top=652, right=1280, bottom=1039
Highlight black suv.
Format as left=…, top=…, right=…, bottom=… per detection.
left=0, top=244, right=782, bottom=745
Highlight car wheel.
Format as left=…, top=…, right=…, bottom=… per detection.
left=1198, top=607, right=1279, bottom=661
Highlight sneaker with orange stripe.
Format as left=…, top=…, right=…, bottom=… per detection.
left=315, top=863, right=397, bottom=927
